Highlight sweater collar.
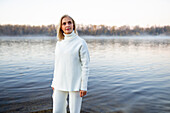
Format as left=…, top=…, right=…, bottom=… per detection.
left=63, top=31, right=77, bottom=41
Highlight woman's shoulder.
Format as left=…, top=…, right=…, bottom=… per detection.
left=76, top=36, right=87, bottom=45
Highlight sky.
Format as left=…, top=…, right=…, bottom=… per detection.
left=0, top=0, right=170, bottom=27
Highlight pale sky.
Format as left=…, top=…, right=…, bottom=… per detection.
left=0, top=0, right=170, bottom=27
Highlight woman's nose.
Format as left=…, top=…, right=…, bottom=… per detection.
left=66, top=23, right=70, bottom=26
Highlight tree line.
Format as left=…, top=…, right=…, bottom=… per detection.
left=0, top=24, right=170, bottom=36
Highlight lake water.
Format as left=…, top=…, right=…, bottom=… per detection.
left=0, top=35, right=170, bottom=113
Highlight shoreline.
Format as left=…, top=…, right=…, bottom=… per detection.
left=30, top=109, right=52, bottom=113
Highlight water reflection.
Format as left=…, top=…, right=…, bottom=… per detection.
left=0, top=36, right=170, bottom=113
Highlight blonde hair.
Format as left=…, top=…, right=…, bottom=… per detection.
left=57, top=15, right=78, bottom=41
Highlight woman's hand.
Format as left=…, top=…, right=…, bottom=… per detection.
left=80, top=90, right=87, bottom=97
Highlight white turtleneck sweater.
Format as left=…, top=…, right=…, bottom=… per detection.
left=51, top=31, right=90, bottom=91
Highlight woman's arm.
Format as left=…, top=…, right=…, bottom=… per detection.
left=79, top=40, right=90, bottom=92
left=51, top=42, right=58, bottom=89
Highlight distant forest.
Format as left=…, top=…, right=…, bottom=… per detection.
left=0, top=24, right=170, bottom=36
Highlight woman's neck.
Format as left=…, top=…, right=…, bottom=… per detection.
left=63, top=31, right=77, bottom=41
left=63, top=31, right=75, bottom=37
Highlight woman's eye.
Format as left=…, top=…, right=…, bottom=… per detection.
left=68, top=21, right=72, bottom=25
left=62, top=22, right=66, bottom=25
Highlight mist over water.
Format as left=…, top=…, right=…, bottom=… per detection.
left=0, top=36, right=170, bottom=113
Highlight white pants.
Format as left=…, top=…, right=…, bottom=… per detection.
left=52, top=89, right=82, bottom=113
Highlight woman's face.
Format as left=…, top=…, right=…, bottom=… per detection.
left=61, top=16, right=74, bottom=34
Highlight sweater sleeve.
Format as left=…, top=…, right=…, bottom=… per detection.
left=51, top=41, right=58, bottom=88
left=79, top=40, right=90, bottom=91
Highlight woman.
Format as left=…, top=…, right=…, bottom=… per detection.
left=51, top=15, right=90, bottom=113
